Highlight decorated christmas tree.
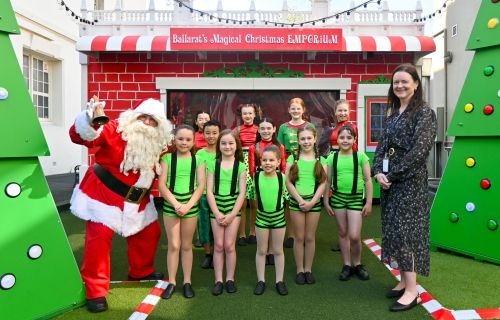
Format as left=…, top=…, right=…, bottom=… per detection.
left=0, top=1, right=85, bottom=318
left=430, top=0, right=500, bottom=264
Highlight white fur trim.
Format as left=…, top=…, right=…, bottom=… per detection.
left=134, top=98, right=166, bottom=120
left=75, top=111, right=103, bottom=141
left=134, top=169, right=155, bottom=189
left=70, top=185, right=158, bottom=237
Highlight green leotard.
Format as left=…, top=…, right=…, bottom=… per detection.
left=326, top=151, right=369, bottom=194
left=254, top=172, right=286, bottom=229
left=196, top=148, right=216, bottom=194
left=277, top=121, right=316, bottom=154
left=161, top=152, right=202, bottom=218
left=207, top=159, right=247, bottom=218
left=286, top=156, right=325, bottom=212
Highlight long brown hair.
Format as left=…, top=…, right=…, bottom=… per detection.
left=215, top=129, right=244, bottom=162
left=387, top=64, right=425, bottom=119
left=288, top=126, right=326, bottom=185
left=237, top=103, right=262, bottom=124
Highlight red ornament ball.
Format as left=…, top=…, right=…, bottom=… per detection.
left=483, top=104, right=494, bottom=115
left=480, top=179, right=491, bottom=189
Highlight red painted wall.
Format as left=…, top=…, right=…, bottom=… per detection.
left=88, top=51, right=415, bottom=121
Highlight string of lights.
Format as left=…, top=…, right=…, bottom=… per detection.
left=58, top=0, right=97, bottom=25
left=172, top=0, right=384, bottom=27
left=413, top=0, right=453, bottom=22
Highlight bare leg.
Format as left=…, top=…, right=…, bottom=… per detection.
left=334, top=209, right=350, bottom=266
left=255, top=228, right=269, bottom=282
left=180, top=216, right=198, bottom=284
left=270, top=228, right=286, bottom=282
left=397, top=271, right=419, bottom=304
left=290, top=210, right=305, bottom=273
left=238, top=199, right=247, bottom=238
left=163, top=216, right=181, bottom=285
left=249, top=200, right=257, bottom=237
left=285, top=201, right=295, bottom=239
left=224, top=217, right=241, bottom=281
left=304, top=213, right=320, bottom=272
left=211, top=219, right=225, bottom=283
left=346, top=210, right=363, bottom=266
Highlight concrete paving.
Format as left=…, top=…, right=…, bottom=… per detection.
left=46, top=173, right=76, bottom=211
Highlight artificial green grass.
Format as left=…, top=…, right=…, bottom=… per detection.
left=55, top=205, right=500, bottom=319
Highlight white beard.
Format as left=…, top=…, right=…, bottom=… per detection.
left=117, top=111, right=172, bottom=188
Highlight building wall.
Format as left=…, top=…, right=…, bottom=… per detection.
left=86, top=51, right=415, bottom=121
left=11, top=0, right=83, bottom=175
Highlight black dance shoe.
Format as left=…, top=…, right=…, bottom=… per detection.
left=128, top=271, right=164, bottom=281
left=183, top=283, right=194, bottom=298
left=161, top=284, right=176, bottom=299
left=275, top=281, right=288, bottom=296
left=87, top=297, right=108, bottom=313
left=225, top=280, right=237, bottom=293
left=254, top=281, right=266, bottom=295
left=295, top=272, right=306, bottom=285
left=339, top=265, right=353, bottom=281
left=212, top=281, right=223, bottom=296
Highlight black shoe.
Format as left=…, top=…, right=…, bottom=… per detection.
left=339, top=265, right=353, bottom=281
left=247, top=235, right=257, bottom=244
left=353, top=264, right=370, bottom=280
left=194, top=239, right=202, bottom=248
left=386, top=288, right=405, bottom=299
left=304, top=272, right=315, bottom=284
left=331, top=243, right=341, bottom=252
left=238, top=237, right=248, bottom=246
left=295, top=272, right=306, bottom=285
left=389, top=294, right=420, bottom=312
left=86, top=297, right=108, bottom=313
left=225, top=280, right=237, bottom=293
left=254, top=281, right=266, bottom=295
left=128, top=271, right=164, bottom=281
left=183, top=283, right=194, bottom=298
left=161, top=284, right=175, bottom=299
left=284, top=237, right=294, bottom=248
left=266, top=254, right=275, bottom=266
left=275, top=281, right=288, bottom=296
left=212, top=281, right=223, bottom=296
left=201, top=254, right=213, bottom=269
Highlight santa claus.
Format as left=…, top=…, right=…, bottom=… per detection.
left=69, top=98, right=172, bottom=312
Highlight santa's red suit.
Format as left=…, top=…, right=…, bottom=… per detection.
left=69, top=99, right=171, bottom=299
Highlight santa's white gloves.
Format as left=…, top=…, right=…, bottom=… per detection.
left=86, top=97, right=106, bottom=122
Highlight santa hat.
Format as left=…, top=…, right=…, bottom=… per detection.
left=133, top=98, right=166, bottom=122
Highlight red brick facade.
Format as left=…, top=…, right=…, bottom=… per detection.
left=88, top=51, right=415, bottom=121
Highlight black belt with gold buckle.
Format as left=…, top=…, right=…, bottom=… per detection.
left=93, top=164, right=150, bottom=204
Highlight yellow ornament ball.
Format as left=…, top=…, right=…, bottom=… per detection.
left=464, top=103, right=474, bottom=113
left=465, top=157, right=476, bottom=168
left=488, top=18, right=499, bottom=29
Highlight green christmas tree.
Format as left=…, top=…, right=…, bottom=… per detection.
left=430, top=0, right=500, bottom=264
left=0, top=1, right=85, bottom=318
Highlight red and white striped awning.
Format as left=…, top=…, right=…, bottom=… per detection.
left=76, top=35, right=435, bottom=53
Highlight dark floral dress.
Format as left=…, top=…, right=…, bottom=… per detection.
left=373, top=105, right=437, bottom=276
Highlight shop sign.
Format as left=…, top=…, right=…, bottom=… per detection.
left=170, top=27, right=342, bottom=51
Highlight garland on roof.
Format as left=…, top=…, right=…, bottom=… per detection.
left=57, top=0, right=97, bottom=25
left=413, top=0, right=454, bottom=23
left=173, top=0, right=385, bottom=27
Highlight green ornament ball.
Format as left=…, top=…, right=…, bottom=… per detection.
left=449, top=212, right=459, bottom=223
left=483, top=65, right=495, bottom=76
left=487, top=219, right=498, bottom=231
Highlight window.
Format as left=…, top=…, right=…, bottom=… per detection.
left=23, top=54, right=51, bottom=120
left=366, top=98, right=388, bottom=148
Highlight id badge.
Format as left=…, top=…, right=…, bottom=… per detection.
left=382, top=153, right=389, bottom=173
